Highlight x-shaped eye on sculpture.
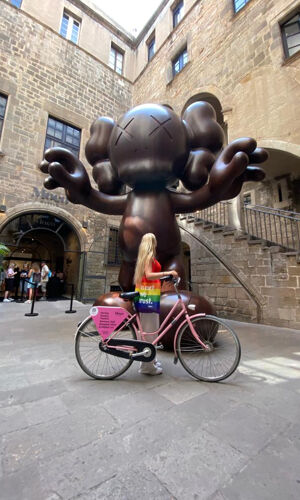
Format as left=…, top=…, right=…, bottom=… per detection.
left=115, top=117, right=135, bottom=145
left=149, top=115, right=173, bottom=140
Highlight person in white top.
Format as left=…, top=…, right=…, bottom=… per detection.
left=40, top=261, right=50, bottom=300
left=3, top=263, right=16, bottom=302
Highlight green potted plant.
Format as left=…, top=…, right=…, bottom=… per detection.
left=0, top=243, right=10, bottom=270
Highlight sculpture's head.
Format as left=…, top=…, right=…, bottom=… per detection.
left=108, top=104, right=188, bottom=188
left=85, top=102, right=225, bottom=193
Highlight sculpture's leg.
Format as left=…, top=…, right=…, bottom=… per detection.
left=118, top=260, right=136, bottom=291
left=161, top=254, right=187, bottom=291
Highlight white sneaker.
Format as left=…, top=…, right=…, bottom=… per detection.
left=3, top=298, right=10, bottom=303
left=25, top=300, right=32, bottom=304
left=8, top=298, right=14, bottom=302
left=139, top=362, right=163, bottom=376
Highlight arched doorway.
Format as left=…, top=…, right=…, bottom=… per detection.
left=181, top=241, right=191, bottom=290
left=0, top=211, right=82, bottom=294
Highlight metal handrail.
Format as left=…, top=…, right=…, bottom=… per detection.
left=245, top=204, right=300, bottom=221
left=243, top=204, right=300, bottom=255
left=192, top=201, right=232, bottom=228
left=179, top=202, right=300, bottom=258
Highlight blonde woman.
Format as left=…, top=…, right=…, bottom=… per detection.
left=134, top=233, right=177, bottom=375
left=25, top=262, right=41, bottom=304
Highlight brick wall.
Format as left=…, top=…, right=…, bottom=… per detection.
left=0, top=0, right=132, bottom=298
left=133, top=0, right=300, bottom=145
left=180, top=217, right=300, bottom=329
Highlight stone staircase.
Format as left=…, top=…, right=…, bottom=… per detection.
left=177, top=211, right=300, bottom=330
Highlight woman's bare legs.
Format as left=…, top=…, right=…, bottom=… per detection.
left=139, top=313, right=162, bottom=375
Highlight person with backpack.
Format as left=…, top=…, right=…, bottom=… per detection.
left=40, top=261, right=51, bottom=300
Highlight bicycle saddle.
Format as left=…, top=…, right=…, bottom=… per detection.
left=119, top=291, right=140, bottom=301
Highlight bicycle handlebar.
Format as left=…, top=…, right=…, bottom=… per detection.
left=160, top=275, right=181, bottom=286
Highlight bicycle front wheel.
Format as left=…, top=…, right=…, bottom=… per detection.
left=177, top=315, right=241, bottom=382
left=75, top=316, right=136, bottom=380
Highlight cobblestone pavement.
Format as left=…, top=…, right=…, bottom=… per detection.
left=0, top=299, right=299, bottom=500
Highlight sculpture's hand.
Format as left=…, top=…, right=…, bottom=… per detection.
left=39, top=147, right=92, bottom=204
left=209, top=138, right=268, bottom=201
left=171, top=138, right=268, bottom=213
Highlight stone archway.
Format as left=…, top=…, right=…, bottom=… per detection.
left=0, top=204, right=86, bottom=297
left=0, top=202, right=88, bottom=252
left=181, top=240, right=191, bottom=290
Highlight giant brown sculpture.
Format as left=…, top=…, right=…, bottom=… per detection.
left=39, top=102, right=268, bottom=346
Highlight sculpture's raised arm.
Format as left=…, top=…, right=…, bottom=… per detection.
left=39, top=147, right=127, bottom=215
left=171, top=137, right=268, bottom=213
left=170, top=101, right=268, bottom=213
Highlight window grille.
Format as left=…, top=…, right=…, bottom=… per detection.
left=60, top=11, right=80, bottom=44
left=233, top=0, right=251, bottom=13
left=109, top=46, right=124, bottom=75
left=281, top=13, right=300, bottom=58
left=45, top=117, right=81, bottom=157
left=107, top=227, right=121, bottom=265
left=148, top=38, right=155, bottom=61
left=172, top=48, right=188, bottom=76
left=173, top=1, right=184, bottom=28
left=10, top=0, right=22, bottom=8
left=0, top=93, right=8, bottom=140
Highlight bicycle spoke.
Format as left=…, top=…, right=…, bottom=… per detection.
left=177, top=316, right=241, bottom=382
left=75, top=317, right=137, bottom=380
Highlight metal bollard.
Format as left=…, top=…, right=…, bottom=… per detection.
left=65, top=283, right=77, bottom=314
left=25, top=283, right=39, bottom=317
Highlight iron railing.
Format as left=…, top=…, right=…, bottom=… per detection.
left=243, top=205, right=300, bottom=255
left=181, top=201, right=232, bottom=228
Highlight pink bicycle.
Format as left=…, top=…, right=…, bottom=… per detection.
left=75, top=277, right=241, bottom=382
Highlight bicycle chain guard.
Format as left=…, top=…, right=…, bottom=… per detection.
left=99, top=339, right=156, bottom=362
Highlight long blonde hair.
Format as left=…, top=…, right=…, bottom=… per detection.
left=31, top=262, right=40, bottom=273
left=134, top=233, right=157, bottom=285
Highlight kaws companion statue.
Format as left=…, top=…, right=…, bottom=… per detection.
left=40, top=102, right=268, bottom=346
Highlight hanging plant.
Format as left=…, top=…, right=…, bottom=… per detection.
left=0, top=243, right=9, bottom=257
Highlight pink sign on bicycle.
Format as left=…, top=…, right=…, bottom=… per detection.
left=90, top=306, right=130, bottom=340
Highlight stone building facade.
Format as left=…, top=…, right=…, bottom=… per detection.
left=0, top=0, right=133, bottom=300
left=0, top=0, right=299, bottom=326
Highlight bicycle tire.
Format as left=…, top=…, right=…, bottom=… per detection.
left=176, top=315, right=241, bottom=382
left=75, top=316, right=137, bottom=380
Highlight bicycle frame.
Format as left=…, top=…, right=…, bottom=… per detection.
left=105, top=292, right=208, bottom=357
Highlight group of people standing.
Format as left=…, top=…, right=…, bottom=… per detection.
left=2, top=261, right=51, bottom=303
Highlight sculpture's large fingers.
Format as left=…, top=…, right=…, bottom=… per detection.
left=222, top=138, right=257, bottom=164
left=222, top=175, right=244, bottom=200
left=242, top=166, right=265, bottom=182
left=39, top=159, right=50, bottom=174
left=248, top=147, right=269, bottom=164
left=48, top=162, right=73, bottom=189
left=44, top=147, right=78, bottom=173
left=44, top=176, right=60, bottom=190
left=211, top=151, right=248, bottom=190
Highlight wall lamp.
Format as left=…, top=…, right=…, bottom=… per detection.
left=82, top=220, right=88, bottom=229
left=0, top=205, right=6, bottom=213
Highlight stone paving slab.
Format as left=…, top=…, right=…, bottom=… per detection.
left=0, top=300, right=299, bottom=499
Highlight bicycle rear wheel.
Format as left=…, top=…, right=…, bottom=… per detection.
left=75, top=316, right=136, bottom=380
left=176, top=315, right=241, bottom=382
